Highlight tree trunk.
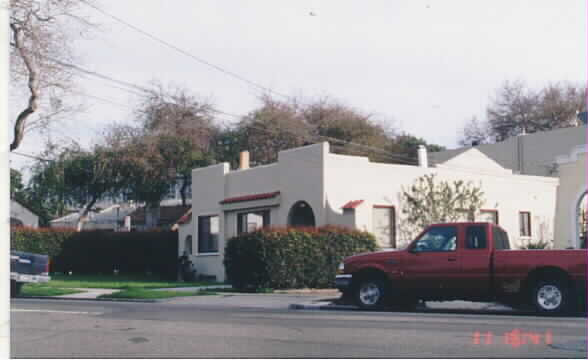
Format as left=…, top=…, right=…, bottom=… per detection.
left=10, top=23, right=40, bottom=152
left=76, top=197, right=98, bottom=232
left=179, top=175, right=189, bottom=207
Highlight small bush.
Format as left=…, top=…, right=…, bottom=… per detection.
left=224, top=226, right=377, bottom=290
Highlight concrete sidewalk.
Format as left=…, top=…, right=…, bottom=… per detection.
left=46, top=285, right=233, bottom=300
left=56, top=288, right=118, bottom=299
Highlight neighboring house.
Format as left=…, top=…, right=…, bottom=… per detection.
left=10, top=200, right=39, bottom=228
left=431, top=124, right=587, bottom=249
left=129, top=204, right=190, bottom=231
left=429, top=124, right=586, bottom=177
left=92, top=179, right=191, bottom=210
left=187, top=142, right=559, bottom=281
left=50, top=204, right=138, bottom=231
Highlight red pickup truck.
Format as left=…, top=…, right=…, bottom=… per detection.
left=335, top=222, right=587, bottom=314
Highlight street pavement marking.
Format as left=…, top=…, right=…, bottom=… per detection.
left=11, top=309, right=102, bottom=315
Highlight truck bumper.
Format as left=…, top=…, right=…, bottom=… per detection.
left=335, top=274, right=353, bottom=292
left=11, top=273, right=50, bottom=284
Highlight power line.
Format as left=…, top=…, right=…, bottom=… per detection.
left=11, top=151, right=53, bottom=162
left=9, top=46, right=417, bottom=164
left=80, top=0, right=291, bottom=101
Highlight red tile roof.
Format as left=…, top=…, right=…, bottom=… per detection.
left=342, top=200, right=364, bottom=209
left=220, top=191, right=280, bottom=204
left=176, top=208, right=192, bottom=225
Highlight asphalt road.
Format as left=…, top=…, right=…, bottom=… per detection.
left=10, top=296, right=587, bottom=358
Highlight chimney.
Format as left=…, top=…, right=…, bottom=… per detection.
left=239, top=151, right=250, bottom=170
left=417, top=145, right=428, bottom=168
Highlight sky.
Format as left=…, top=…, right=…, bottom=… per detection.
left=7, top=0, right=587, bottom=179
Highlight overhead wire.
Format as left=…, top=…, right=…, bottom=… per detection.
left=9, top=45, right=418, bottom=165
left=80, top=0, right=291, bottom=101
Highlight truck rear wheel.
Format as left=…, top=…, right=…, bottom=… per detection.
left=355, top=279, right=387, bottom=309
left=531, top=279, right=569, bottom=314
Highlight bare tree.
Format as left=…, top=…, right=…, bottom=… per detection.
left=458, top=116, right=492, bottom=146
left=9, top=0, right=95, bottom=151
left=461, top=81, right=587, bottom=144
left=238, top=95, right=313, bottom=165
left=536, top=82, right=587, bottom=128
left=135, top=83, right=217, bottom=205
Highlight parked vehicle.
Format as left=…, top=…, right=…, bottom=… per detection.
left=10, top=250, right=50, bottom=297
left=335, top=222, right=587, bottom=314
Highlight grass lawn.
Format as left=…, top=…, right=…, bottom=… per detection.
left=45, top=274, right=221, bottom=290
left=21, top=284, right=83, bottom=297
left=98, top=288, right=218, bottom=300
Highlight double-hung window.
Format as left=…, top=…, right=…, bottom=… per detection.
left=237, top=210, right=270, bottom=234
left=198, top=215, right=219, bottom=253
left=519, top=211, right=531, bottom=237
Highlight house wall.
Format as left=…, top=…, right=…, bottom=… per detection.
left=430, top=125, right=587, bottom=176
left=323, top=151, right=559, bottom=248
left=10, top=200, right=39, bottom=228
left=553, top=147, right=587, bottom=249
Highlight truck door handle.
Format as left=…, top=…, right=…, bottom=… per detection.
left=448, top=258, right=457, bottom=262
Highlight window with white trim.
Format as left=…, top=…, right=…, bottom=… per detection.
left=519, top=212, right=531, bottom=237
left=237, top=210, right=270, bottom=234
left=198, top=215, right=219, bottom=253
left=372, top=206, right=396, bottom=248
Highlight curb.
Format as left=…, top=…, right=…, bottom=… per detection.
left=289, top=302, right=357, bottom=311
left=18, top=296, right=161, bottom=303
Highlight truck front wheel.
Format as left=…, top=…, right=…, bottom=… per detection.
left=355, top=279, right=387, bottom=309
left=531, top=279, right=569, bottom=314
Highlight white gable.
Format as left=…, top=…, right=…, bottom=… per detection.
left=434, top=148, right=513, bottom=175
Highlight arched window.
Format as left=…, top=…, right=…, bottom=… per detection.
left=288, top=201, right=316, bottom=227
left=577, top=192, right=587, bottom=249
left=184, top=235, right=193, bottom=255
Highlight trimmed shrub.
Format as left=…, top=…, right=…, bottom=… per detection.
left=10, top=227, right=178, bottom=280
left=10, top=226, right=75, bottom=258
left=224, top=226, right=377, bottom=290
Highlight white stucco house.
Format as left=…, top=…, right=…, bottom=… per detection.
left=183, top=142, right=561, bottom=282
left=10, top=200, right=39, bottom=228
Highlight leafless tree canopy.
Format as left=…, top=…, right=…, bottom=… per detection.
left=460, top=81, right=587, bottom=145
left=9, top=0, right=95, bottom=151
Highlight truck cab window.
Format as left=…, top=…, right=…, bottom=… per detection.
left=492, top=226, right=511, bottom=250
left=413, top=226, right=457, bottom=252
left=466, top=226, right=487, bottom=249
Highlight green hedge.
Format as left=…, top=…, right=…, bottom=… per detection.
left=223, top=226, right=378, bottom=290
left=11, top=226, right=75, bottom=258
left=10, top=227, right=178, bottom=280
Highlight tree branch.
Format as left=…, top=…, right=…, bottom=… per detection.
left=10, top=22, right=40, bottom=151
